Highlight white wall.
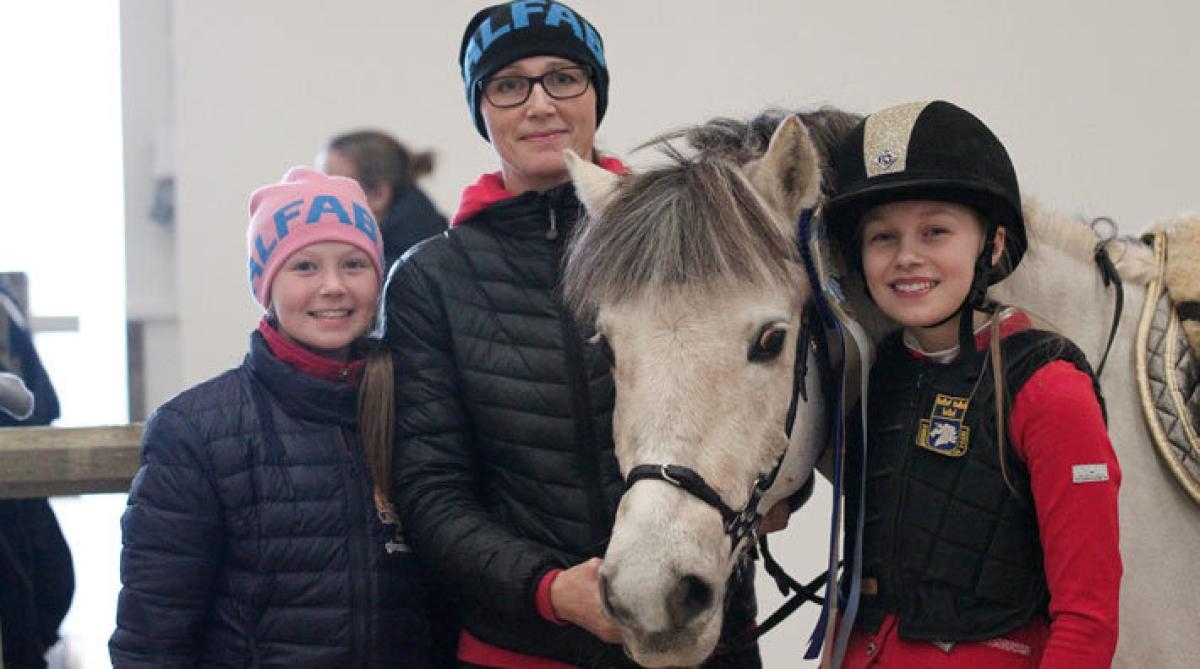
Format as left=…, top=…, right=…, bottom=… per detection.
left=123, top=0, right=181, bottom=415
left=126, top=0, right=1200, bottom=665
left=159, top=0, right=1200, bottom=385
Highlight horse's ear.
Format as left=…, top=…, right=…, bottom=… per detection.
left=745, top=114, right=822, bottom=225
left=565, top=150, right=620, bottom=216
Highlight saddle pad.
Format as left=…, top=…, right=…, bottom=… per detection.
left=1162, top=216, right=1200, bottom=356
left=1136, top=232, right=1200, bottom=505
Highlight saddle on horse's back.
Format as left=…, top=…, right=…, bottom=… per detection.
left=1136, top=221, right=1200, bottom=505
left=1162, top=219, right=1200, bottom=354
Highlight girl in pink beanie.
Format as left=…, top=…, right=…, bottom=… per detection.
left=111, top=168, right=432, bottom=667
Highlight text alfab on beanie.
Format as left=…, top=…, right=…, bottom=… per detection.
left=246, top=167, right=384, bottom=309
left=458, top=0, right=608, bottom=140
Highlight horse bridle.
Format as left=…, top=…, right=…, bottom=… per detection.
left=621, top=302, right=829, bottom=555
left=616, top=208, right=841, bottom=656
left=1091, top=217, right=1125, bottom=378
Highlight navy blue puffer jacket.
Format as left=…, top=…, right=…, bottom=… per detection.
left=110, top=331, right=430, bottom=668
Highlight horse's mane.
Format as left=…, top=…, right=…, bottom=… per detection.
left=645, top=107, right=862, bottom=197
left=563, top=108, right=861, bottom=316
left=563, top=152, right=800, bottom=316
left=1023, top=200, right=1157, bottom=285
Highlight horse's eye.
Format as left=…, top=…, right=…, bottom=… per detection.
left=749, top=325, right=787, bottom=362
left=592, top=333, right=616, bottom=368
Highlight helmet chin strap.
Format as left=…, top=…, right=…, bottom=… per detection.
left=916, top=234, right=997, bottom=370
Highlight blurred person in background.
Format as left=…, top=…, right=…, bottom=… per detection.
left=318, top=130, right=448, bottom=271
left=0, top=282, right=74, bottom=669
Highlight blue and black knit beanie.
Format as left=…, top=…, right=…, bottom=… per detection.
left=458, top=0, right=609, bottom=140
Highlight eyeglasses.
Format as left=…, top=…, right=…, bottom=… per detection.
left=479, top=66, right=594, bottom=109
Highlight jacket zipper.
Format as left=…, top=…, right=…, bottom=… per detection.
left=559, top=310, right=609, bottom=545
left=548, top=199, right=608, bottom=545
left=341, top=429, right=369, bottom=668
left=545, top=206, right=559, bottom=240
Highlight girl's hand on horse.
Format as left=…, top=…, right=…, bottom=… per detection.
left=550, top=557, right=623, bottom=644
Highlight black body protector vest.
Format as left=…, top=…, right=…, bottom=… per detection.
left=846, top=328, right=1104, bottom=641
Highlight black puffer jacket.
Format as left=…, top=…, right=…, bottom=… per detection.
left=385, top=182, right=759, bottom=667
left=380, top=183, right=448, bottom=271
left=110, top=331, right=430, bottom=668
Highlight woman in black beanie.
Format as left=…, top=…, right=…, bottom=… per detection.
left=383, top=2, right=760, bottom=667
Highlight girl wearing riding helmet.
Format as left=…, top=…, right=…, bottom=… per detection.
left=824, top=101, right=1121, bottom=667
left=111, top=168, right=431, bottom=667
left=382, top=2, right=761, bottom=667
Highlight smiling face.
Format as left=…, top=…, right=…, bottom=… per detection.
left=861, top=199, right=1006, bottom=350
left=480, top=55, right=597, bottom=194
left=269, top=241, right=380, bottom=361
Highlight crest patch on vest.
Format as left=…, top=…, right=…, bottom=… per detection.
left=916, top=393, right=971, bottom=456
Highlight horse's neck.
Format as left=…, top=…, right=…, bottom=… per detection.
left=990, top=235, right=1147, bottom=369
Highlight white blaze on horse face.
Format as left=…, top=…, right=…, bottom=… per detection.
left=597, top=284, right=802, bottom=667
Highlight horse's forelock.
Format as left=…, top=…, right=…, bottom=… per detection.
left=563, top=155, right=804, bottom=317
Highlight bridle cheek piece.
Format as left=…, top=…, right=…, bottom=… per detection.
left=621, top=304, right=823, bottom=556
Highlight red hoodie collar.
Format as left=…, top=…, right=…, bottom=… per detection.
left=450, top=156, right=628, bottom=227
left=257, top=318, right=364, bottom=384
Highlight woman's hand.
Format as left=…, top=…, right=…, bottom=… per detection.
left=550, top=557, right=623, bottom=643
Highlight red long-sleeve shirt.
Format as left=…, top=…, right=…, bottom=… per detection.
left=844, top=317, right=1122, bottom=667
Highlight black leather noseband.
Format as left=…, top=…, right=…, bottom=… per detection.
left=621, top=304, right=825, bottom=555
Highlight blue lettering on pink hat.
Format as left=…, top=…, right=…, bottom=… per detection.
left=274, top=199, right=305, bottom=237
left=352, top=203, right=378, bottom=241
left=246, top=166, right=383, bottom=309
left=307, top=195, right=351, bottom=225
left=248, top=197, right=378, bottom=277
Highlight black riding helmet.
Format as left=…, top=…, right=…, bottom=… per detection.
left=825, top=100, right=1026, bottom=285
left=824, top=101, right=1026, bottom=364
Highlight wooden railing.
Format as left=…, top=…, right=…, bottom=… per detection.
left=2, top=274, right=139, bottom=662
left=0, top=425, right=140, bottom=666
left=0, top=424, right=141, bottom=500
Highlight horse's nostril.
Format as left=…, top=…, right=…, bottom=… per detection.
left=667, top=574, right=714, bottom=628
left=598, top=571, right=633, bottom=625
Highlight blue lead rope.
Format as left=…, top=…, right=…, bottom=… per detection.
left=796, top=210, right=868, bottom=665
left=796, top=210, right=841, bottom=659
left=833, top=318, right=871, bottom=666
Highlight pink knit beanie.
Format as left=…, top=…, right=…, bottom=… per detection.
left=247, top=166, right=384, bottom=309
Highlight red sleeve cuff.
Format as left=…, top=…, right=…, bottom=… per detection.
left=536, top=568, right=568, bottom=625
